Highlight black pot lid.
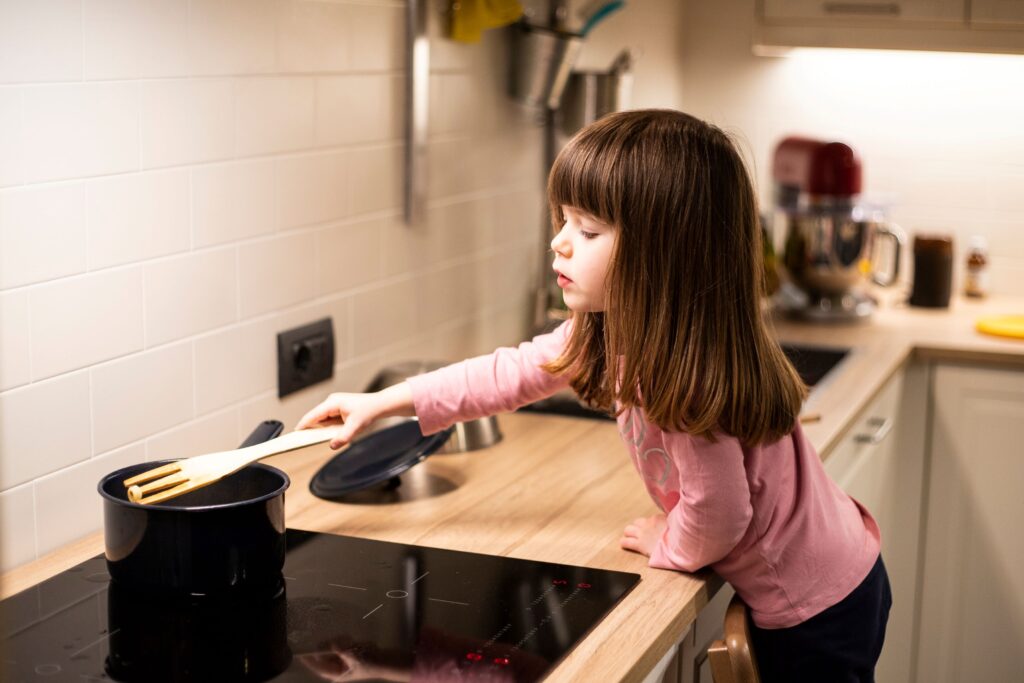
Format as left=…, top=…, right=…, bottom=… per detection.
left=309, top=420, right=452, bottom=499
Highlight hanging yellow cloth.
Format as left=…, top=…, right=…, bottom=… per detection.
left=449, top=0, right=524, bottom=43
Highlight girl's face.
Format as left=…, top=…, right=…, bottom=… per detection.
left=550, top=206, right=617, bottom=312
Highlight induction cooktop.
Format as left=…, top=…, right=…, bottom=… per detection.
left=1, top=529, right=640, bottom=682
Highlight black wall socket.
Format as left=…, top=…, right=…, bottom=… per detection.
left=277, top=318, right=334, bottom=398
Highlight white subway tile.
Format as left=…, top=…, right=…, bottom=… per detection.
left=351, top=279, right=417, bottom=357
left=0, top=371, right=91, bottom=490
left=193, top=158, right=277, bottom=247
left=0, top=484, right=36, bottom=571
left=21, top=83, right=139, bottom=184
left=0, top=88, right=22, bottom=187
left=238, top=232, right=318, bottom=318
left=278, top=0, right=349, bottom=73
left=34, top=442, right=144, bottom=557
left=315, top=75, right=393, bottom=146
left=427, top=137, right=476, bottom=199
left=145, top=248, right=237, bottom=347
left=349, top=145, right=401, bottom=216
left=30, top=268, right=144, bottom=380
left=495, top=188, right=544, bottom=247
left=0, top=183, right=87, bottom=289
left=189, top=0, right=277, bottom=76
left=195, top=321, right=273, bottom=414
left=317, top=217, right=383, bottom=295
left=235, top=77, right=315, bottom=157
left=86, top=169, right=190, bottom=270
left=146, top=409, right=239, bottom=463
left=277, top=151, right=349, bottom=230
left=0, top=0, right=81, bottom=84
left=347, top=3, right=404, bottom=72
left=140, top=79, right=234, bottom=169
left=83, top=0, right=190, bottom=80
left=416, top=261, right=480, bottom=329
left=431, top=74, right=476, bottom=137
left=0, top=290, right=30, bottom=390
left=91, top=343, right=193, bottom=453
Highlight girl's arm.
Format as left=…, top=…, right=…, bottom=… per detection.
left=647, top=434, right=754, bottom=572
left=406, top=321, right=573, bottom=435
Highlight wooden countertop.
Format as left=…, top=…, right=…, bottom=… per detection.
left=3, top=291, right=1023, bottom=682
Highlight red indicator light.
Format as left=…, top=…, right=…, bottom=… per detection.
left=494, top=657, right=510, bottom=666
left=466, top=652, right=483, bottom=662
left=578, top=582, right=591, bottom=589
left=552, top=579, right=567, bottom=585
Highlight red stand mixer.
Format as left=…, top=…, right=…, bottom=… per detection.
left=771, top=137, right=905, bottom=321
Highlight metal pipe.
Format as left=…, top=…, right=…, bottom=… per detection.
left=404, top=0, right=430, bottom=225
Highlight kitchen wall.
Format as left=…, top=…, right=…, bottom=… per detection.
left=587, top=0, right=1024, bottom=295
left=0, top=0, right=543, bottom=571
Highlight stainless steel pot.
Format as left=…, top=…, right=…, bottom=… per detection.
left=366, top=361, right=502, bottom=452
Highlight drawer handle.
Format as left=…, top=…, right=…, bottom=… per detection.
left=823, top=3, right=901, bottom=16
left=855, top=417, right=893, bottom=444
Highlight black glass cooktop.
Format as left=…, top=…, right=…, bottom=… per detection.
left=1, top=529, right=640, bottom=682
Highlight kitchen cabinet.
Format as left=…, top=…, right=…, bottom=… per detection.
left=915, top=363, right=1024, bottom=683
left=822, top=362, right=927, bottom=683
left=678, top=582, right=735, bottom=683
left=754, top=0, right=1024, bottom=54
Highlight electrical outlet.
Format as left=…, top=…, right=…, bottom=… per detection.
left=277, top=318, right=334, bottom=398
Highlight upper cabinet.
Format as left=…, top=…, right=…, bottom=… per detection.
left=755, top=0, right=1024, bottom=54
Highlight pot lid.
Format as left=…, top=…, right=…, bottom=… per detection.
left=309, top=420, right=452, bottom=499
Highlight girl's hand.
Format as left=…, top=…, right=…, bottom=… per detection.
left=619, top=514, right=668, bottom=558
left=295, top=382, right=415, bottom=449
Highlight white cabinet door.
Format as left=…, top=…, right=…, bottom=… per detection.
left=823, top=363, right=927, bottom=683
left=762, top=0, right=965, bottom=23
left=917, top=364, right=1024, bottom=683
left=679, top=583, right=735, bottom=683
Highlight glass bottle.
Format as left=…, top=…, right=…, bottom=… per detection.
left=964, top=235, right=989, bottom=298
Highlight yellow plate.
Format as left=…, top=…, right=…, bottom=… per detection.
left=976, top=315, right=1024, bottom=340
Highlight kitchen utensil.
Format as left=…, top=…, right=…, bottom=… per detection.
left=510, top=23, right=584, bottom=110
left=976, top=315, right=1024, bottom=340
left=559, top=50, right=633, bottom=136
left=579, top=0, right=624, bottom=36
left=908, top=234, right=954, bottom=308
left=123, top=424, right=338, bottom=505
left=309, top=419, right=454, bottom=500
left=366, top=360, right=503, bottom=452
left=98, top=420, right=292, bottom=596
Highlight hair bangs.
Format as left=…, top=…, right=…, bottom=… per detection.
left=547, top=132, right=621, bottom=231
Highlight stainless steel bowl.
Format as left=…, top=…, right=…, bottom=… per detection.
left=365, top=361, right=502, bottom=453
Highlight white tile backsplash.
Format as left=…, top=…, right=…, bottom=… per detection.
left=0, top=290, right=30, bottom=391
left=0, top=183, right=87, bottom=289
left=140, top=79, right=235, bottom=169
left=0, top=371, right=92, bottom=490
left=20, top=82, right=139, bottom=184
left=145, top=248, right=238, bottom=347
left=91, top=342, right=193, bottom=453
left=0, top=0, right=82, bottom=84
left=86, top=169, right=191, bottom=270
left=0, top=0, right=539, bottom=571
left=29, top=268, right=145, bottom=380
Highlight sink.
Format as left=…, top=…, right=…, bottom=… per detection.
left=779, top=343, right=850, bottom=387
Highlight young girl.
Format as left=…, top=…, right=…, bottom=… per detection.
left=297, top=109, right=892, bottom=682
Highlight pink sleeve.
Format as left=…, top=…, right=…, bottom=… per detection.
left=406, top=321, right=574, bottom=435
left=648, top=434, right=753, bottom=572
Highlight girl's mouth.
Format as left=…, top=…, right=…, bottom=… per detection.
left=556, top=272, right=573, bottom=287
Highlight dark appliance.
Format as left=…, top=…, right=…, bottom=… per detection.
left=1, top=529, right=640, bottom=682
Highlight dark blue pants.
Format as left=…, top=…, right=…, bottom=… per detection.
left=748, top=555, right=892, bottom=683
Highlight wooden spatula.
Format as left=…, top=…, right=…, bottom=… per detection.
left=123, top=427, right=339, bottom=505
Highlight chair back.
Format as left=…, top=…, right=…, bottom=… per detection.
left=707, top=594, right=761, bottom=683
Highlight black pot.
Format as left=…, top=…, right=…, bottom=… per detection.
left=97, top=420, right=289, bottom=597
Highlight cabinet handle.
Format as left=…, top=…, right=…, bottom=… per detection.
left=855, top=416, right=893, bottom=444
left=822, top=3, right=901, bottom=16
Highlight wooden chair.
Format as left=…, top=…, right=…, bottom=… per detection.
left=707, top=594, right=762, bottom=683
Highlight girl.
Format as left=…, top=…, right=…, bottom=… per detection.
left=297, top=110, right=892, bottom=682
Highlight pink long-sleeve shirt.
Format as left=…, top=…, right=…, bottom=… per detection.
left=406, top=321, right=880, bottom=629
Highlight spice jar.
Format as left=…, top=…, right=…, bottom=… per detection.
left=964, top=235, right=989, bottom=298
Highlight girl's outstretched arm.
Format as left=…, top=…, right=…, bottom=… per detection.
left=295, top=382, right=415, bottom=449
left=407, top=321, right=574, bottom=435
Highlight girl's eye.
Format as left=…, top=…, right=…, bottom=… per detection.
left=580, top=230, right=598, bottom=240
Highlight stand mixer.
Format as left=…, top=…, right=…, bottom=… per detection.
left=771, top=137, right=905, bottom=321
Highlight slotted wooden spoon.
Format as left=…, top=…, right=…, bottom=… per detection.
left=123, top=427, right=340, bottom=505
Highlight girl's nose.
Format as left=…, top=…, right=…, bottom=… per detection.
left=551, top=225, right=571, bottom=257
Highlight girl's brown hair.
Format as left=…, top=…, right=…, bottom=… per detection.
left=543, top=109, right=806, bottom=447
